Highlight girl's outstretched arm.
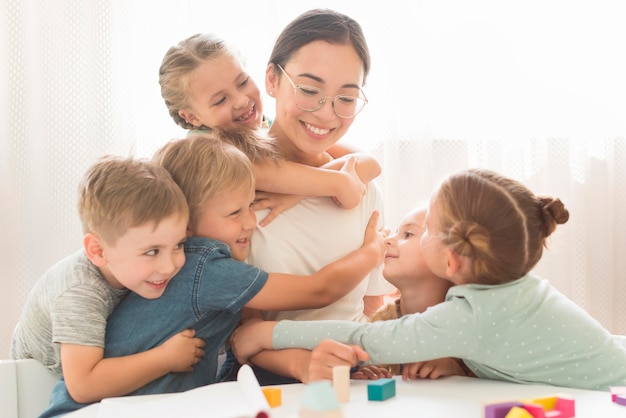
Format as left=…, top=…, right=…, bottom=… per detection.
left=326, top=142, right=382, bottom=184
left=253, top=156, right=365, bottom=209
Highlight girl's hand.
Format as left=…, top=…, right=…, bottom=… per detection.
left=361, top=211, right=389, bottom=265
left=158, top=329, right=205, bottom=372
left=306, top=339, right=370, bottom=382
left=350, top=364, right=393, bottom=380
left=254, top=191, right=305, bottom=226
left=230, top=320, right=276, bottom=364
left=323, top=156, right=366, bottom=209
left=402, top=357, right=468, bottom=380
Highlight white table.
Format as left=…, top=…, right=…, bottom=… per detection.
left=66, top=376, right=626, bottom=418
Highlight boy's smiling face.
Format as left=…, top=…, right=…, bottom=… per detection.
left=96, top=213, right=188, bottom=299
left=192, top=183, right=257, bottom=261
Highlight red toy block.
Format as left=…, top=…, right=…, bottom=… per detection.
left=610, top=386, right=626, bottom=402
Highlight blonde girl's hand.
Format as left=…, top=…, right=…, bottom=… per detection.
left=159, top=329, right=205, bottom=372
left=324, top=155, right=366, bottom=209
left=230, top=320, right=276, bottom=364
left=253, top=191, right=305, bottom=226
left=350, top=364, right=393, bottom=380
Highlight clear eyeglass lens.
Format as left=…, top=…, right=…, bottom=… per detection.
left=294, top=86, right=366, bottom=118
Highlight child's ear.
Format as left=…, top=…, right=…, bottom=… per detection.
left=265, top=64, right=278, bottom=94
left=445, top=249, right=472, bottom=282
left=83, top=233, right=107, bottom=267
left=178, top=109, right=201, bottom=127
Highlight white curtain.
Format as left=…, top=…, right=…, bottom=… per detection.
left=2, top=0, right=625, bottom=357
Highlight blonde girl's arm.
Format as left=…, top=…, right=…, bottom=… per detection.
left=326, top=143, right=382, bottom=184
left=60, top=329, right=204, bottom=403
left=243, top=211, right=385, bottom=311
left=253, top=156, right=365, bottom=209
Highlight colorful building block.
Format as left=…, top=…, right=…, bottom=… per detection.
left=332, top=365, right=350, bottom=403
left=261, top=387, right=282, bottom=408
left=484, top=401, right=524, bottom=418
left=616, top=394, right=626, bottom=406
left=504, top=406, right=534, bottom=418
left=484, top=395, right=574, bottom=418
left=299, top=381, right=344, bottom=418
left=367, top=378, right=396, bottom=401
left=610, top=386, right=626, bottom=403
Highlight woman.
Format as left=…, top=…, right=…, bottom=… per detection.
left=225, top=8, right=393, bottom=385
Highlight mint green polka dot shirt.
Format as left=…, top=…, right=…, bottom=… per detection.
left=273, top=274, right=626, bottom=391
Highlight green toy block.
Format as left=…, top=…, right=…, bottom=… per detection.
left=367, top=378, right=396, bottom=401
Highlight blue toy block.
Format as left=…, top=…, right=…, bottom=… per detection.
left=367, top=378, right=396, bottom=401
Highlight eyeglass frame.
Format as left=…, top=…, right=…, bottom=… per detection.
left=275, top=64, right=368, bottom=119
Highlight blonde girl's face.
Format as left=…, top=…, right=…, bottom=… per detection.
left=383, top=208, right=435, bottom=288
left=267, top=41, right=364, bottom=164
left=191, top=183, right=257, bottom=262
left=98, top=213, right=188, bottom=299
left=180, top=54, right=263, bottom=131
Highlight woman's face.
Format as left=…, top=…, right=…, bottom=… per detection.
left=267, top=41, right=365, bottom=165
left=180, top=54, right=263, bottom=131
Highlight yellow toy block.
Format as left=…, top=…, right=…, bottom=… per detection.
left=504, top=406, right=534, bottom=418
left=262, top=387, right=282, bottom=408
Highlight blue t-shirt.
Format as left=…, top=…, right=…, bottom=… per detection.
left=42, top=237, right=268, bottom=417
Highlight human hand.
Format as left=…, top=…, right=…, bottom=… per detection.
left=351, top=364, right=393, bottom=380
left=402, top=357, right=467, bottom=380
left=159, top=329, right=205, bottom=372
left=304, top=339, right=370, bottom=383
left=361, top=211, right=388, bottom=266
left=230, top=320, right=276, bottom=364
left=324, top=156, right=366, bottom=209
left=253, top=191, right=305, bottom=226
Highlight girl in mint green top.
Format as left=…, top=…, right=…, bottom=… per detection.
left=232, top=168, right=626, bottom=391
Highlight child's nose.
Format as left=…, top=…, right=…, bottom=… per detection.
left=234, top=93, right=250, bottom=110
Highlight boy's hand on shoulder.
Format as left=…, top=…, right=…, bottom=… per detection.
left=159, top=328, right=205, bottom=372
left=254, top=191, right=304, bottom=226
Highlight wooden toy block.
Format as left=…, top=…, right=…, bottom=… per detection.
left=554, top=396, right=575, bottom=417
left=615, top=394, right=626, bottom=406
left=332, top=365, right=350, bottom=403
left=504, top=406, right=534, bottom=418
left=299, top=381, right=344, bottom=418
left=610, top=386, right=626, bottom=402
left=484, top=396, right=574, bottom=418
left=484, top=401, right=524, bottom=418
left=261, top=387, right=282, bottom=408
left=367, top=378, right=396, bottom=401
left=519, top=403, right=545, bottom=418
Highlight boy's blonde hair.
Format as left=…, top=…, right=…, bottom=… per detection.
left=159, top=33, right=235, bottom=131
left=153, top=132, right=255, bottom=232
left=78, top=156, right=189, bottom=245
left=434, top=168, right=569, bottom=285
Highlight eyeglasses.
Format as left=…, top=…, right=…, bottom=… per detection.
left=276, top=64, right=368, bottom=119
